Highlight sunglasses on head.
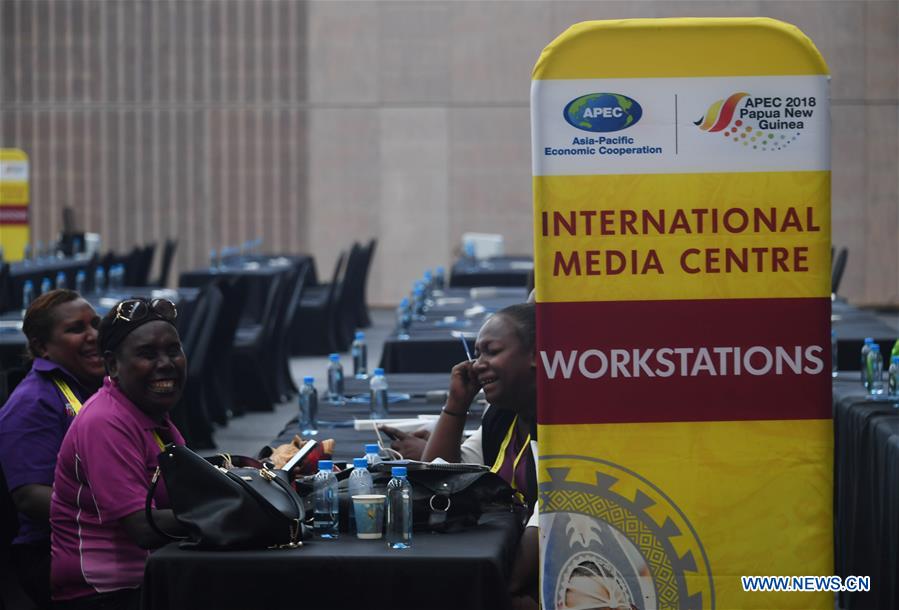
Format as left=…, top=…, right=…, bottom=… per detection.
left=113, top=298, right=178, bottom=324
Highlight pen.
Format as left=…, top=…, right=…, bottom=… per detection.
left=460, top=335, right=474, bottom=362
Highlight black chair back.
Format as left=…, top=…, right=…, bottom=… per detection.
left=832, top=247, right=848, bottom=294
left=153, top=239, right=177, bottom=288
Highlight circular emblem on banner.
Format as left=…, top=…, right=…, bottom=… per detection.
left=539, top=455, right=714, bottom=610
left=563, top=93, right=643, bottom=133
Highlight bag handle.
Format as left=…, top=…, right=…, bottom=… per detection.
left=145, top=467, right=188, bottom=542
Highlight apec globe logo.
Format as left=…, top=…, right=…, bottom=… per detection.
left=564, top=93, right=642, bottom=133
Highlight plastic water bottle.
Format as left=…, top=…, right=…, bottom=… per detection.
left=40, top=277, right=52, bottom=295
left=352, top=332, right=368, bottom=379
left=831, top=330, right=838, bottom=378
left=434, top=266, right=446, bottom=290
left=861, top=337, right=874, bottom=389
left=327, top=354, right=344, bottom=404
left=370, top=368, right=389, bottom=419
left=888, top=356, right=899, bottom=398
left=868, top=344, right=884, bottom=395
left=347, top=457, right=374, bottom=534
left=386, top=466, right=412, bottom=549
left=55, top=271, right=67, bottom=289
left=22, top=243, right=31, bottom=263
left=397, top=298, right=412, bottom=338
left=364, top=443, right=382, bottom=468
left=75, top=270, right=86, bottom=294
left=892, top=339, right=899, bottom=361
left=94, top=266, right=106, bottom=293
left=209, top=248, right=219, bottom=270
left=21, top=280, right=34, bottom=312
left=313, top=460, right=339, bottom=539
left=412, top=286, right=425, bottom=317
left=298, top=376, right=318, bottom=436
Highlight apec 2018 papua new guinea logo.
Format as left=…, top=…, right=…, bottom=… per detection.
left=694, top=91, right=816, bottom=151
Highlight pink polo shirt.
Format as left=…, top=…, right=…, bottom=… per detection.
left=50, top=377, right=184, bottom=601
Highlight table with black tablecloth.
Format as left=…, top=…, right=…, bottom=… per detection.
left=832, top=299, right=897, bottom=370
left=3, top=257, right=97, bottom=313
left=832, top=377, right=899, bottom=610
left=449, top=256, right=533, bottom=288
left=379, top=288, right=528, bottom=374
left=268, top=374, right=483, bottom=462
left=142, top=511, right=520, bottom=610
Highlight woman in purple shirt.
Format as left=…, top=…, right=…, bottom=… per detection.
left=0, top=289, right=105, bottom=609
left=50, top=297, right=187, bottom=610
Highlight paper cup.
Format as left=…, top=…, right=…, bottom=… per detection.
left=352, top=494, right=386, bottom=539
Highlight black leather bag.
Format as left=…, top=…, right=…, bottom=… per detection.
left=146, top=444, right=305, bottom=550
left=358, top=462, right=526, bottom=533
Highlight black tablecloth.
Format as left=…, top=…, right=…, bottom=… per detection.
left=379, top=289, right=527, bottom=374
left=449, top=256, right=533, bottom=288
left=833, top=378, right=899, bottom=610
left=832, top=300, right=897, bottom=370
left=4, top=257, right=96, bottom=312
left=142, top=512, right=521, bottom=610
left=268, top=374, right=483, bottom=462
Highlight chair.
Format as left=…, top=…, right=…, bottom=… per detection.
left=0, top=264, right=10, bottom=314
left=355, top=239, right=377, bottom=328
left=151, top=239, right=178, bottom=288
left=173, top=284, right=224, bottom=449
left=231, top=271, right=291, bottom=410
left=832, top=247, right=848, bottom=294
left=293, top=251, right=347, bottom=355
left=200, top=276, right=246, bottom=424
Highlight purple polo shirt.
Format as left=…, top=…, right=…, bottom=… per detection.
left=50, top=377, right=184, bottom=601
left=0, top=358, right=90, bottom=545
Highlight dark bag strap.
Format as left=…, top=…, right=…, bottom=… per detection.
left=144, top=467, right=189, bottom=541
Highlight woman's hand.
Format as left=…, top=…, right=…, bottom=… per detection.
left=447, top=360, right=480, bottom=414
left=380, top=425, right=431, bottom=461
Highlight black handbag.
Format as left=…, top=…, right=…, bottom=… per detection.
left=145, top=444, right=305, bottom=550
left=364, top=462, right=527, bottom=533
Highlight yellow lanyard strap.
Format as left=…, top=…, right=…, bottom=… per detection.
left=489, top=415, right=532, bottom=491
left=54, top=375, right=166, bottom=450
left=53, top=376, right=83, bottom=416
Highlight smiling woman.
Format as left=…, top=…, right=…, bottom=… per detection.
left=49, top=298, right=188, bottom=610
left=0, top=289, right=104, bottom=609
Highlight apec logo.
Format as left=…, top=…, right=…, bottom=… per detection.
left=563, top=93, right=642, bottom=133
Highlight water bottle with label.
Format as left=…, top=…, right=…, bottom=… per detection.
left=55, top=271, right=67, bottom=290
left=75, top=270, right=86, bottom=294
left=327, top=353, right=345, bottom=405
left=40, top=277, right=52, bottom=296
left=369, top=368, right=389, bottom=419
left=868, top=344, right=884, bottom=396
left=352, top=332, right=368, bottom=379
left=298, top=376, right=318, bottom=436
left=364, top=443, right=382, bottom=467
left=891, top=339, right=899, bottom=361
left=21, top=280, right=34, bottom=313
left=313, top=460, right=339, bottom=539
left=831, top=330, right=838, bottom=378
left=209, top=248, right=219, bottom=270
left=888, top=356, right=899, bottom=398
left=386, top=466, right=412, bottom=549
left=434, top=266, right=446, bottom=290
left=861, top=337, right=874, bottom=390
left=347, top=457, right=374, bottom=534
left=22, top=243, right=31, bottom=264
left=94, top=266, right=106, bottom=294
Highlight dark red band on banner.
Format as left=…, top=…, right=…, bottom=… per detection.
left=537, top=298, right=831, bottom=425
left=0, top=206, right=28, bottom=225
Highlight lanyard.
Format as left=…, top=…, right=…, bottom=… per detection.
left=53, top=376, right=83, bottom=417
left=53, top=375, right=166, bottom=450
left=489, top=414, right=532, bottom=491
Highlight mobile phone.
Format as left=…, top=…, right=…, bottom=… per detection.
left=280, top=439, right=318, bottom=472
left=380, top=426, right=400, bottom=441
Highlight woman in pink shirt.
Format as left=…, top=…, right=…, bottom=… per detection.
left=50, top=298, right=187, bottom=610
